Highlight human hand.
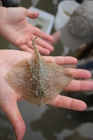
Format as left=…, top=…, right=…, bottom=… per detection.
left=51, top=30, right=61, bottom=45
left=0, top=7, right=54, bottom=55
left=0, top=50, right=93, bottom=140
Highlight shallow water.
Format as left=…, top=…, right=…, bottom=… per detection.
left=0, top=0, right=93, bottom=140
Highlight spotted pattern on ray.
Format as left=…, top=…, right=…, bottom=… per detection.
left=4, top=37, right=73, bottom=107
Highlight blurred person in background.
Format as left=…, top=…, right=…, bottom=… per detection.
left=52, top=0, right=93, bottom=121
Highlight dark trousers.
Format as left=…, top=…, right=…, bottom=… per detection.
left=76, top=0, right=84, bottom=3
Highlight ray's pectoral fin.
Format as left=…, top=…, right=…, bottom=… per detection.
left=4, top=37, right=73, bottom=107
left=4, top=56, right=73, bottom=107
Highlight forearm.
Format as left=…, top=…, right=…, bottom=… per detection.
left=0, top=0, right=2, bottom=6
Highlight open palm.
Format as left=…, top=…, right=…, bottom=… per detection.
left=0, top=7, right=54, bottom=55
left=0, top=50, right=93, bottom=140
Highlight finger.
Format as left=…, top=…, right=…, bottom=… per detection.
left=27, top=41, right=51, bottom=55
left=32, top=36, right=54, bottom=52
left=44, top=56, right=77, bottom=65
left=26, top=10, right=39, bottom=18
left=34, top=27, right=54, bottom=42
left=67, top=68, right=91, bottom=79
left=65, top=80, right=93, bottom=91
left=1, top=101, right=25, bottom=140
left=20, top=45, right=34, bottom=54
left=49, top=95, right=87, bottom=111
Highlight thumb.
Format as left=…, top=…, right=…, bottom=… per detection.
left=26, top=9, right=39, bottom=19
left=1, top=101, right=25, bottom=140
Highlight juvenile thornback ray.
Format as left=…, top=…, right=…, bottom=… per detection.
left=5, top=37, right=73, bottom=107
